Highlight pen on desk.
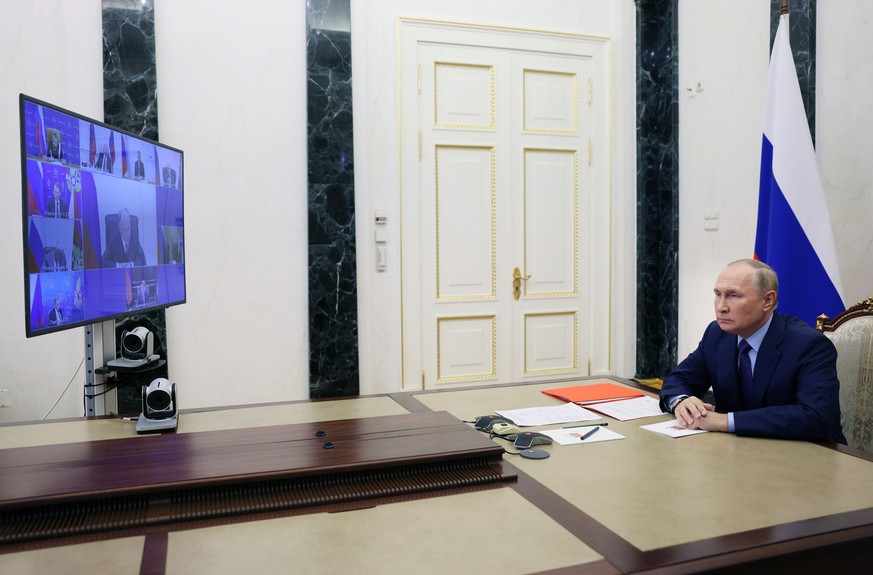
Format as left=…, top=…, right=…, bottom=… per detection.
left=562, top=422, right=607, bottom=429
left=580, top=426, right=600, bottom=440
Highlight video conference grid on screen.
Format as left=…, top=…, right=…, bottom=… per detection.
left=21, top=96, right=186, bottom=337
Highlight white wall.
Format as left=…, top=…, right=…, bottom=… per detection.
left=677, top=0, right=873, bottom=360
left=677, top=0, right=771, bottom=355
left=817, top=2, right=873, bottom=308
left=154, top=2, right=310, bottom=408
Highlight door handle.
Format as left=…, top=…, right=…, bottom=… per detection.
left=512, top=267, right=531, bottom=300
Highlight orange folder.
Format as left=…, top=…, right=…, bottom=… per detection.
left=542, top=383, right=644, bottom=405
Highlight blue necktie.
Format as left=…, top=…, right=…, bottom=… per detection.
left=738, top=339, right=754, bottom=408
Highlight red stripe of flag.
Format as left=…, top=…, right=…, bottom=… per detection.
left=89, top=124, right=96, bottom=166
left=121, top=135, right=128, bottom=177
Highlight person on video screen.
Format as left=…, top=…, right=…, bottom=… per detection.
left=49, top=296, right=65, bottom=326
left=46, top=131, right=63, bottom=162
left=134, top=151, right=145, bottom=180
left=45, top=182, right=68, bottom=218
left=102, top=208, right=146, bottom=268
left=162, top=164, right=177, bottom=188
left=95, top=144, right=113, bottom=173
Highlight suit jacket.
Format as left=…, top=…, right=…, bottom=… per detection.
left=659, top=312, right=846, bottom=444
left=45, top=197, right=68, bottom=218
left=49, top=307, right=64, bottom=326
left=102, top=235, right=146, bottom=268
left=134, top=160, right=145, bottom=179
left=95, top=153, right=112, bottom=173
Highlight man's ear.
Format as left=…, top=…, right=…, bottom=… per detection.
left=762, top=290, right=777, bottom=311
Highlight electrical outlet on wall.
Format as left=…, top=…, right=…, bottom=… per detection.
left=704, top=209, right=719, bottom=231
left=0, top=389, right=10, bottom=408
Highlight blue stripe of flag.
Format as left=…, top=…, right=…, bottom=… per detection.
left=756, top=136, right=844, bottom=326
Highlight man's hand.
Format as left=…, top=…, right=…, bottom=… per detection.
left=692, top=410, right=729, bottom=432
left=674, top=397, right=729, bottom=432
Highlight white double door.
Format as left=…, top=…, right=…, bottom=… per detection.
left=400, top=22, right=611, bottom=389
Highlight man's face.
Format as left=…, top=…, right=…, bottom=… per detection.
left=713, top=264, right=772, bottom=339
left=119, top=215, right=131, bottom=243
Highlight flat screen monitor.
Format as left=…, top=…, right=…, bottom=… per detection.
left=20, top=94, right=186, bottom=337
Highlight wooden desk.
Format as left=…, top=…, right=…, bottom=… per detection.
left=2, top=377, right=873, bottom=574
left=408, top=379, right=873, bottom=572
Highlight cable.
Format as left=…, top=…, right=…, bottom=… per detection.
left=84, top=385, right=120, bottom=399
left=109, top=411, right=137, bottom=422
left=84, top=376, right=132, bottom=398
left=488, top=431, right=517, bottom=441
left=82, top=377, right=113, bottom=416
left=43, top=356, right=85, bottom=420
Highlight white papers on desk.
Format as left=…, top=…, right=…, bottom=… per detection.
left=585, top=396, right=663, bottom=421
left=640, top=419, right=708, bottom=438
left=541, top=426, right=625, bottom=445
left=495, top=402, right=600, bottom=427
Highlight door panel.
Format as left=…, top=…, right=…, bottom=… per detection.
left=524, top=311, right=578, bottom=375
left=435, top=145, right=496, bottom=301
left=523, top=69, right=578, bottom=134
left=511, top=51, right=591, bottom=383
left=434, top=62, right=494, bottom=129
left=437, top=315, right=497, bottom=382
left=523, top=148, right=578, bottom=298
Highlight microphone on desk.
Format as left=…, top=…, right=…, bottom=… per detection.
left=472, top=415, right=513, bottom=431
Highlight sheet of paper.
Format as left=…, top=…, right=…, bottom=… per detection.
left=640, top=419, right=708, bottom=438
left=585, top=395, right=664, bottom=421
left=541, top=426, right=625, bottom=445
left=495, top=402, right=601, bottom=427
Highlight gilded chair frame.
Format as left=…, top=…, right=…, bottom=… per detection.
left=817, top=297, right=873, bottom=333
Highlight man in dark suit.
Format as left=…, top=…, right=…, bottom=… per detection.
left=49, top=296, right=65, bottom=326
left=134, top=151, right=145, bottom=180
left=660, top=258, right=846, bottom=444
left=45, top=182, right=67, bottom=218
left=95, top=144, right=112, bottom=173
left=102, top=208, right=147, bottom=268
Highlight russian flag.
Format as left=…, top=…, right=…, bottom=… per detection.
left=89, top=124, right=96, bottom=167
left=755, top=13, right=844, bottom=326
left=31, top=275, right=45, bottom=330
left=154, top=145, right=161, bottom=184
left=35, top=106, right=46, bottom=157
left=121, top=135, right=128, bottom=177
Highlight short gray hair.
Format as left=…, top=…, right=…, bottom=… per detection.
left=728, top=258, right=779, bottom=299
